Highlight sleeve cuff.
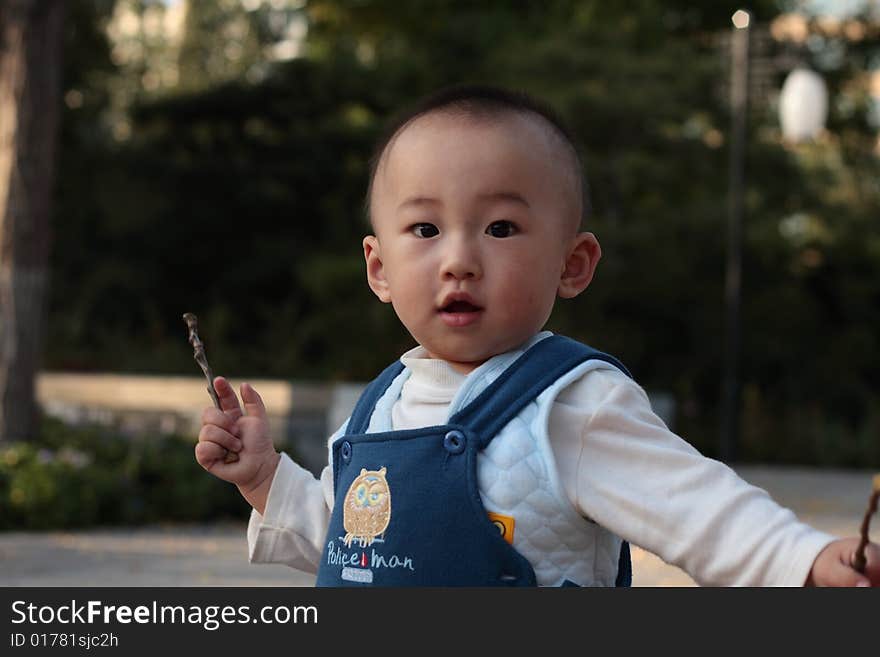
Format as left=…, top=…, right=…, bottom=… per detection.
left=777, top=527, right=838, bottom=587
left=247, top=452, right=329, bottom=571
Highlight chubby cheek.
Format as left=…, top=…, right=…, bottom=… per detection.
left=385, top=261, right=437, bottom=328
left=499, top=246, right=557, bottom=291
left=383, top=245, right=433, bottom=294
left=496, top=285, right=549, bottom=330
left=495, top=263, right=558, bottom=327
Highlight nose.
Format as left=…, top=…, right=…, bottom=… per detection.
left=440, top=234, right=482, bottom=281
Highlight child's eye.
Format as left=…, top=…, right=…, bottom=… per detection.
left=411, top=223, right=439, bottom=238
left=486, top=221, right=517, bottom=238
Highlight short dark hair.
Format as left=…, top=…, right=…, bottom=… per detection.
left=364, top=83, right=589, bottom=228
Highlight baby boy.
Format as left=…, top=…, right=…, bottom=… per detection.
left=196, top=84, right=878, bottom=587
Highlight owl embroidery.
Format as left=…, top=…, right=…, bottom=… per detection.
left=343, top=467, right=392, bottom=548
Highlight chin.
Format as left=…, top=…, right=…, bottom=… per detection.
left=419, top=340, right=485, bottom=366
left=424, top=336, right=518, bottom=368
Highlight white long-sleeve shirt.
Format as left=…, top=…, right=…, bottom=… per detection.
left=247, top=344, right=835, bottom=586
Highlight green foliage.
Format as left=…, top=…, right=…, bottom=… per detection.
left=0, top=418, right=250, bottom=530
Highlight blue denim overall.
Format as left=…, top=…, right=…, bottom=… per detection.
left=315, top=335, right=633, bottom=587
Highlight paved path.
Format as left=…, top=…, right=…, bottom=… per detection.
left=1, top=465, right=875, bottom=587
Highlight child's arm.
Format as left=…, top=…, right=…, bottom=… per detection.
left=197, top=376, right=333, bottom=572
left=558, top=370, right=840, bottom=585
left=194, top=376, right=280, bottom=514
left=805, top=538, right=880, bottom=587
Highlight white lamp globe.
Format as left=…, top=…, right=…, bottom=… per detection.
left=779, top=68, right=828, bottom=142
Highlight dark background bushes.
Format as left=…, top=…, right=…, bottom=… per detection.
left=0, top=418, right=252, bottom=530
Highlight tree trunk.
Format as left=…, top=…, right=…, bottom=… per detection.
left=0, top=0, right=64, bottom=442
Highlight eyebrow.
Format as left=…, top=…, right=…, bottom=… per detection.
left=397, top=196, right=440, bottom=212
left=477, top=191, right=530, bottom=208
left=397, top=191, right=530, bottom=212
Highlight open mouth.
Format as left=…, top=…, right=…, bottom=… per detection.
left=441, top=300, right=482, bottom=313
left=438, top=298, right=483, bottom=327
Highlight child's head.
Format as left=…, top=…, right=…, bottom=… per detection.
left=363, top=85, right=601, bottom=372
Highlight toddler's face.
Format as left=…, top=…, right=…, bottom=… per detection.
left=365, top=112, right=599, bottom=372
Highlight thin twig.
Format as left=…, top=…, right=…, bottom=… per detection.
left=852, top=474, right=880, bottom=574
left=183, top=312, right=238, bottom=464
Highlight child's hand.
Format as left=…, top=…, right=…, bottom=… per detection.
left=195, top=376, right=280, bottom=514
left=805, top=537, right=880, bottom=587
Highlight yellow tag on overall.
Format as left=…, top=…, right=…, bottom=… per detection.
left=487, top=512, right=515, bottom=544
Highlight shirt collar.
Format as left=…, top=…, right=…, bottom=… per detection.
left=399, top=345, right=466, bottom=391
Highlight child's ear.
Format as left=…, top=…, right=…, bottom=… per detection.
left=558, top=232, right=602, bottom=299
left=363, top=235, right=392, bottom=303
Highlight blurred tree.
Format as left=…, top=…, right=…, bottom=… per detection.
left=176, top=0, right=262, bottom=91
left=0, top=0, right=65, bottom=442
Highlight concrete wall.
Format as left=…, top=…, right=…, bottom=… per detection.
left=36, top=372, right=356, bottom=476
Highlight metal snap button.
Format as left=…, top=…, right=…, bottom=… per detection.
left=443, top=430, right=465, bottom=454
left=340, top=440, right=352, bottom=461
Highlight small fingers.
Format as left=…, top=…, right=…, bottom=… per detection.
left=201, top=406, right=240, bottom=436
left=214, top=376, right=243, bottom=417
left=195, top=441, right=231, bottom=470
left=831, top=554, right=870, bottom=587
left=859, top=543, right=880, bottom=586
left=198, top=423, right=243, bottom=454
left=240, top=382, right=267, bottom=418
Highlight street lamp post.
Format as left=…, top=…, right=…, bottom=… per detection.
left=720, top=9, right=751, bottom=463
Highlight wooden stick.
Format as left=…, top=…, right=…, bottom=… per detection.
left=183, top=312, right=238, bottom=464
left=852, top=474, right=880, bottom=574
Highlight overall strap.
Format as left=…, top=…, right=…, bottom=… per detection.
left=450, top=335, right=635, bottom=587
left=345, top=360, right=406, bottom=436
left=450, top=335, right=631, bottom=448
